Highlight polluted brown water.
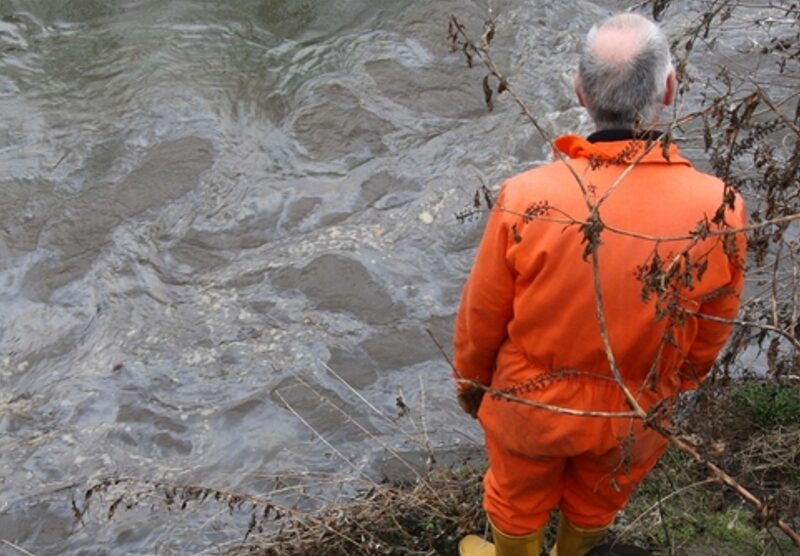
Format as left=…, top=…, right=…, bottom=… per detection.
left=0, top=1, right=784, bottom=554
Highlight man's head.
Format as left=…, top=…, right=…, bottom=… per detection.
left=575, top=13, right=676, bottom=131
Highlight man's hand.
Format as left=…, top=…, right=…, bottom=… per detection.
left=457, top=384, right=486, bottom=419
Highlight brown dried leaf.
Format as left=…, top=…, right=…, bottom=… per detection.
left=703, top=114, right=713, bottom=151
left=482, top=185, right=495, bottom=209
left=483, top=74, right=494, bottom=112
left=481, top=22, right=495, bottom=48
left=108, top=496, right=123, bottom=520
left=244, top=511, right=258, bottom=542
left=661, top=133, right=672, bottom=162
left=511, top=223, right=522, bottom=244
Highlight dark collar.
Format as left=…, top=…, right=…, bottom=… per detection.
left=587, top=129, right=663, bottom=143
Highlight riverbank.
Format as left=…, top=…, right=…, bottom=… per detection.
left=227, top=378, right=799, bottom=555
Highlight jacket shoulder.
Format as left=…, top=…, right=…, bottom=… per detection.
left=674, top=167, right=747, bottom=224
left=499, top=161, right=577, bottom=208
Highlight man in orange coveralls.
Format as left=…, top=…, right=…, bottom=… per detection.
left=454, top=12, right=746, bottom=556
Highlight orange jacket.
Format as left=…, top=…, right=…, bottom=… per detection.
left=454, top=135, right=746, bottom=405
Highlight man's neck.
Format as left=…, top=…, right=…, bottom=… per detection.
left=587, top=129, right=663, bottom=143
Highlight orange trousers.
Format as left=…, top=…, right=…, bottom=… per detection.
left=482, top=425, right=667, bottom=534
left=476, top=355, right=670, bottom=534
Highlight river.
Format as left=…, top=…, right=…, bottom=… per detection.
left=0, top=1, right=786, bottom=554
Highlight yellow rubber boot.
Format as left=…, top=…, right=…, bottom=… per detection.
left=459, top=520, right=544, bottom=556
left=549, top=515, right=609, bottom=556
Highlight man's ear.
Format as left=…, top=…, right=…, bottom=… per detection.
left=574, top=77, right=586, bottom=107
left=663, top=69, right=677, bottom=106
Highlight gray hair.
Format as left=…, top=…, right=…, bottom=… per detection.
left=578, top=13, right=673, bottom=130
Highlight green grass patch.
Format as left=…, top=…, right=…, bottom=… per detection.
left=732, top=381, right=800, bottom=428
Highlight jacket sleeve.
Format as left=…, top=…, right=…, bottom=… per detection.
left=680, top=199, right=747, bottom=389
left=452, top=187, right=516, bottom=389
